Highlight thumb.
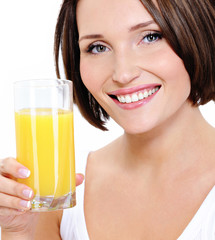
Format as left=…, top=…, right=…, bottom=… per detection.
left=76, top=173, right=85, bottom=186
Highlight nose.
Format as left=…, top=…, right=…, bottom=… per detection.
left=112, top=51, right=141, bottom=84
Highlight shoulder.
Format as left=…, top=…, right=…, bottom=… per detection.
left=86, top=136, right=122, bottom=173
left=84, top=136, right=123, bottom=190
left=87, top=135, right=123, bottom=162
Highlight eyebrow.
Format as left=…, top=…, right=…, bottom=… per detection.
left=79, top=20, right=155, bottom=42
left=79, top=34, right=104, bottom=42
left=129, top=20, right=155, bottom=32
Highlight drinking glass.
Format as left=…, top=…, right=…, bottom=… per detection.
left=14, top=79, right=76, bottom=211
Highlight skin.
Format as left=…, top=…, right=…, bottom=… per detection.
left=0, top=0, right=215, bottom=239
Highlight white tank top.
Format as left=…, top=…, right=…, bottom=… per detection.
left=60, top=150, right=215, bottom=240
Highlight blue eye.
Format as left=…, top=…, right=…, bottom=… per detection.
left=142, top=32, right=162, bottom=43
left=87, top=44, right=109, bottom=54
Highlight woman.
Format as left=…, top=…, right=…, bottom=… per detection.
left=1, top=0, right=215, bottom=239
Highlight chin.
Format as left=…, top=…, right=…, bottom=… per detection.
left=118, top=119, right=159, bottom=136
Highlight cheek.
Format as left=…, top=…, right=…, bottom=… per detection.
left=80, top=57, right=111, bottom=97
left=166, top=58, right=191, bottom=98
left=80, top=60, right=98, bottom=93
left=152, top=48, right=191, bottom=94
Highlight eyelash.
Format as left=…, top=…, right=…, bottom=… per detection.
left=142, top=32, right=163, bottom=43
left=86, top=31, right=163, bottom=54
left=86, top=44, right=107, bottom=54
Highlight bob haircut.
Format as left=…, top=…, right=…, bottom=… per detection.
left=54, top=0, right=215, bottom=131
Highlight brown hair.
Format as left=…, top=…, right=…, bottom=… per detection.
left=54, top=0, right=215, bottom=130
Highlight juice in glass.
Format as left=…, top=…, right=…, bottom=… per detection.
left=15, top=108, right=76, bottom=210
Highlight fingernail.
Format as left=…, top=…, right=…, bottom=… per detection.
left=77, top=173, right=85, bottom=182
left=22, top=189, right=33, bottom=199
left=20, top=200, right=31, bottom=208
left=18, top=168, right=30, bottom=178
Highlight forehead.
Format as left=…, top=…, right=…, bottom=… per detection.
left=76, top=0, right=154, bottom=34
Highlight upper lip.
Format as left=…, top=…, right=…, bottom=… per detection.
left=107, top=83, right=161, bottom=96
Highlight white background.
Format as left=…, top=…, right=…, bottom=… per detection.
left=0, top=1, right=214, bottom=237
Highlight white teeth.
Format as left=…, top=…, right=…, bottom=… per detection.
left=121, top=96, right=125, bottom=103
left=143, top=91, right=148, bottom=98
left=116, top=86, right=160, bottom=104
left=131, top=93, right=139, bottom=102
left=117, top=95, right=126, bottom=103
left=138, top=92, right=144, bottom=100
left=125, top=95, right=132, bottom=103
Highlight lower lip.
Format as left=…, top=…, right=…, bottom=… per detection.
left=111, top=89, right=160, bottom=110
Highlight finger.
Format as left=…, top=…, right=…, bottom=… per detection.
left=76, top=173, right=84, bottom=186
left=0, top=192, right=31, bottom=211
left=0, top=157, right=30, bottom=179
left=0, top=175, right=34, bottom=200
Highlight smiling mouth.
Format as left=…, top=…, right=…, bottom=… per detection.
left=109, top=85, right=161, bottom=104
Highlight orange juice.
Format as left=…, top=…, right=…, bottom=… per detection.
left=15, top=108, right=76, bottom=198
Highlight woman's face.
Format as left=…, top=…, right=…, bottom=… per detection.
left=77, top=0, right=191, bottom=134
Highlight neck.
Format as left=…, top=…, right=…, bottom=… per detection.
left=121, top=102, right=214, bottom=170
